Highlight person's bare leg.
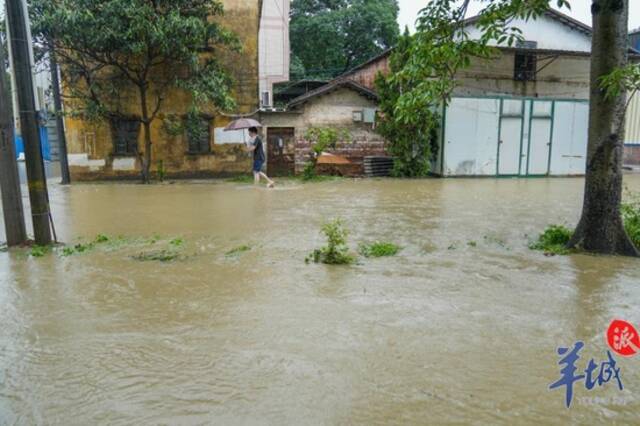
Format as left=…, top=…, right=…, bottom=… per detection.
left=254, top=171, right=260, bottom=184
left=259, top=172, right=275, bottom=187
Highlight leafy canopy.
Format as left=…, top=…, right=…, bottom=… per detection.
left=290, top=0, right=400, bottom=79
left=31, top=0, right=240, bottom=122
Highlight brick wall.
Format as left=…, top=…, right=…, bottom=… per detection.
left=295, top=138, right=387, bottom=176
left=624, top=144, right=640, bottom=166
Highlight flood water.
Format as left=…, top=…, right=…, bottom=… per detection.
left=1, top=175, right=640, bottom=425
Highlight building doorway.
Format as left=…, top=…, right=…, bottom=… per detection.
left=266, top=127, right=295, bottom=176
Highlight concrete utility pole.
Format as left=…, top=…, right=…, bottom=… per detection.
left=49, top=50, right=70, bottom=184
left=5, top=0, right=52, bottom=245
left=0, top=33, right=27, bottom=246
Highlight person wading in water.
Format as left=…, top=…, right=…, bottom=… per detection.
left=246, top=127, right=275, bottom=188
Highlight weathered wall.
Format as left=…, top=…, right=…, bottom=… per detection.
left=465, top=13, right=592, bottom=52
left=338, top=52, right=391, bottom=90
left=454, top=50, right=591, bottom=99
left=260, top=87, right=386, bottom=174
left=65, top=0, right=261, bottom=180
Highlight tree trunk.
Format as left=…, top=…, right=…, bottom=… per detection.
left=568, top=0, right=639, bottom=256
left=142, top=121, right=152, bottom=184
left=139, top=86, right=151, bottom=184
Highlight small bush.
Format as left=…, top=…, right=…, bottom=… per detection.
left=359, top=241, right=401, bottom=258
left=30, top=245, right=51, bottom=257
left=306, top=219, right=356, bottom=265
left=622, top=193, right=640, bottom=249
left=302, top=162, right=316, bottom=181
left=530, top=225, right=574, bottom=255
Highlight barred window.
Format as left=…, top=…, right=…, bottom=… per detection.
left=187, top=116, right=211, bottom=154
left=111, top=117, right=139, bottom=155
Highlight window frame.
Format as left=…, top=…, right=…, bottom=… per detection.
left=186, top=115, right=212, bottom=155
left=110, top=116, right=140, bottom=156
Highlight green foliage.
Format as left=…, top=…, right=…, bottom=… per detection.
left=157, top=160, right=166, bottom=182
left=162, top=114, right=184, bottom=137
left=131, top=249, right=180, bottom=262
left=302, top=127, right=351, bottom=180
left=375, top=29, right=439, bottom=177
left=359, top=241, right=401, bottom=258
left=600, top=64, right=640, bottom=106
left=31, top=0, right=239, bottom=181
left=30, top=245, right=51, bottom=257
left=60, top=234, right=111, bottom=256
left=377, top=1, right=571, bottom=177
left=530, top=225, right=574, bottom=255
left=290, top=0, right=400, bottom=79
left=225, top=244, right=251, bottom=256
left=302, top=162, right=317, bottom=181
left=622, top=191, right=640, bottom=249
left=306, top=219, right=356, bottom=265
left=170, top=238, right=184, bottom=247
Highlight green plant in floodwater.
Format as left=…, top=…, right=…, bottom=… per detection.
left=170, top=238, right=184, bottom=247
left=467, top=240, right=477, bottom=248
left=225, top=244, right=251, bottom=256
left=529, top=225, right=574, bottom=256
left=359, top=241, right=401, bottom=258
left=131, top=249, right=180, bottom=262
left=94, top=234, right=110, bottom=243
left=306, top=219, right=356, bottom=265
left=30, top=245, right=51, bottom=257
left=622, top=190, right=640, bottom=249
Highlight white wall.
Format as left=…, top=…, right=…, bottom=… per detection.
left=259, top=0, right=290, bottom=106
left=627, top=94, right=640, bottom=144
left=465, top=14, right=592, bottom=52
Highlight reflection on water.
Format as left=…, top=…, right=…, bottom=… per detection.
left=1, top=176, right=640, bottom=424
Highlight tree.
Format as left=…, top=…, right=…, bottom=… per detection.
left=568, top=0, right=638, bottom=256
left=31, top=0, right=240, bottom=183
left=290, top=0, right=400, bottom=79
left=380, top=0, right=638, bottom=256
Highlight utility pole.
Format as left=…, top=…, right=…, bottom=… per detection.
left=5, top=0, right=52, bottom=245
left=49, top=49, right=70, bottom=184
left=0, top=32, right=27, bottom=246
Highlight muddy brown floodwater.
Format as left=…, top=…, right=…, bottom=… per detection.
left=1, top=176, right=640, bottom=425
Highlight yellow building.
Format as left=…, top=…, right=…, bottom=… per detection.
left=65, top=0, right=290, bottom=180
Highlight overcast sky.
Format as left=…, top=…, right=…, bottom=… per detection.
left=398, top=0, right=640, bottom=33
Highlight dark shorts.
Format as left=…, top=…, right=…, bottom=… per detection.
left=253, top=159, right=264, bottom=173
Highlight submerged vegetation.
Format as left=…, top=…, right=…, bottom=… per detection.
left=359, top=241, right=401, bottom=258
left=530, top=225, right=574, bottom=256
left=225, top=244, right=251, bottom=257
left=131, top=249, right=181, bottom=262
left=622, top=191, right=640, bottom=249
left=530, top=192, right=640, bottom=256
left=307, top=219, right=356, bottom=265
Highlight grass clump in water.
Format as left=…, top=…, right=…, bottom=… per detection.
left=226, top=244, right=251, bottom=257
left=359, top=241, right=401, bottom=258
left=30, top=245, right=51, bottom=257
left=529, top=225, right=574, bottom=256
left=131, top=249, right=180, bottom=262
left=622, top=191, right=640, bottom=249
left=306, top=219, right=356, bottom=265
